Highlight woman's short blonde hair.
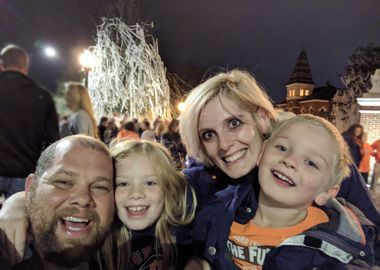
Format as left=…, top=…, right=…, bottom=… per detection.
left=267, top=114, right=352, bottom=188
left=179, top=69, right=276, bottom=166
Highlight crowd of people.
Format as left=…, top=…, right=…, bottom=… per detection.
left=342, top=123, right=380, bottom=187
left=0, top=44, right=379, bottom=270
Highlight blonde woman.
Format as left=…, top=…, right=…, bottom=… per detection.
left=63, top=82, right=97, bottom=138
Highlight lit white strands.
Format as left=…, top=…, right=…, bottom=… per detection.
left=87, top=18, right=171, bottom=119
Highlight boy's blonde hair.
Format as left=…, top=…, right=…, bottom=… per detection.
left=99, top=140, right=196, bottom=270
left=266, top=114, right=352, bottom=188
left=179, top=69, right=276, bottom=166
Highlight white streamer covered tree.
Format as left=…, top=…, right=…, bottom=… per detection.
left=87, top=18, right=171, bottom=120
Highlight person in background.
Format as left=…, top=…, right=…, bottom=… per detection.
left=154, top=122, right=166, bottom=143
left=342, top=124, right=363, bottom=167
left=0, top=44, right=59, bottom=198
left=64, top=82, right=98, bottom=138
left=152, top=115, right=162, bottom=131
left=371, top=138, right=380, bottom=189
left=161, top=119, right=186, bottom=170
left=141, top=120, right=155, bottom=141
left=132, top=118, right=143, bottom=136
left=359, top=132, right=372, bottom=184
left=116, top=121, right=140, bottom=143
left=98, top=116, right=108, bottom=143
left=104, top=118, right=119, bottom=146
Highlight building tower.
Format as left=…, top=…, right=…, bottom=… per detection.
left=285, top=50, right=315, bottom=113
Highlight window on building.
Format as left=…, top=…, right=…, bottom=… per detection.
left=300, top=89, right=304, bottom=96
left=305, top=89, right=309, bottom=96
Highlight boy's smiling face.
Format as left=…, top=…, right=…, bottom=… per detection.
left=258, top=121, right=338, bottom=209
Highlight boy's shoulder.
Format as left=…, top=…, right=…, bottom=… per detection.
left=264, top=198, right=376, bottom=269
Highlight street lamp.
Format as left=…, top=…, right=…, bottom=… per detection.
left=79, top=49, right=96, bottom=88
left=177, top=102, right=186, bottom=112
left=44, top=46, right=57, bottom=58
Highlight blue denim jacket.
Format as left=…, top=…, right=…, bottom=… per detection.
left=185, top=165, right=378, bottom=269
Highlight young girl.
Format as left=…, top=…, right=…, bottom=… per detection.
left=100, top=140, right=197, bottom=270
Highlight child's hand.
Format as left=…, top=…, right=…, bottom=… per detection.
left=0, top=191, right=28, bottom=262
left=184, top=257, right=211, bottom=270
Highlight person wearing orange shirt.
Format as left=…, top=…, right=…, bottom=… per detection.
left=359, top=133, right=372, bottom=184
left=227, top=115, right=375, bottom=270
left=116, top=121, right=140, bottom=143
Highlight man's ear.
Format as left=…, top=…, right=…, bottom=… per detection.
left=314, top=185, right=340, bottom=206
left=25, top=174, right=36, bottom=193
left=257, top=108, right=272, bottom=135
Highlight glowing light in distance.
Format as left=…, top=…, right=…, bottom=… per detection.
left=44, top=46, right=57, bottom=58
left=177, top=102, right=186, bottom=112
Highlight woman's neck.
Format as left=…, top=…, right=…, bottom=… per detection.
left=253, top=193, right=307, bottom=228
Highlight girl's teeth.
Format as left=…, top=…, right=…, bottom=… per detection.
left=128, top=206, right=147, bottom=212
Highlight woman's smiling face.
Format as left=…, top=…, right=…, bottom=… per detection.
left=198, top=97, right=268, bottom=179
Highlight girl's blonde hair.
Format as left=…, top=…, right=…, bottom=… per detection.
left=99, top=140, right=197, bottom=270
left=179, top=69, right=277, bottom=166
left=65, top=82, right=98, bottom=138
left=267, top=114, right=352, bottom=188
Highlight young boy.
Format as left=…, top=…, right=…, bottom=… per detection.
left=227, top=114, right=376, bottom=269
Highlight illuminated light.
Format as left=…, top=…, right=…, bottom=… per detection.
left=359, top=110, right=380, bottom=114
left=79, top=50, right=97, bottom=69
left=44, top=46, right=57, bottom=58
left=177, top=102, right=186, bottom=112
left=356, top=98, right=380, bottom=107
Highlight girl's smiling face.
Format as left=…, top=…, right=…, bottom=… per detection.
left=115, top=153, right=164, bottom=231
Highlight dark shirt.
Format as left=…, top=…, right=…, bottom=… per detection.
left=0, top=71, right=59, bottom=177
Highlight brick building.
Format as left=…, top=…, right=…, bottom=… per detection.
left=276, top=50, right=337, bottom=121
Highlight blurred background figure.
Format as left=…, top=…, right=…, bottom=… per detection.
left=0, top=44, right=59, bottom=198
left=154, top=121, right=165, bottom=143
left=116, top=120, right=140, bottom=143
left=97, top=116, right=108, bottom=143
left=104, top=118, right=119, bottom=145
left=63, top=82, right=97, bottom=138
left=161, top=119, right=186, bottom=170
left=342, top=124, right=363, bottom=167
left=359, top=132, right=372, bottom=185
left=371, top=138, right=380, bottom=190
left=141, top=119, right=155, bottom=141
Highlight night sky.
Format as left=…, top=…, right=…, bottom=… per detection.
left=1, top=0, right=380, bottom=102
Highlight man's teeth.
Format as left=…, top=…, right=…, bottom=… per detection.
left=63, top=216, right=89, bottom=223
left=128, top=206, right=148, bottom=212
left=273, top=171, right=295, bottom=186
left=224, top=150, right=246, bottom=163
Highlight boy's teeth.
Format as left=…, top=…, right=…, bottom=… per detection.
left=224, top=150, right=246, bottom=163
left=273, top=171, right=295, bottom=186
left=128, top=206, right=147, bottom=212
left=63, top=216, right=89, bottom=223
